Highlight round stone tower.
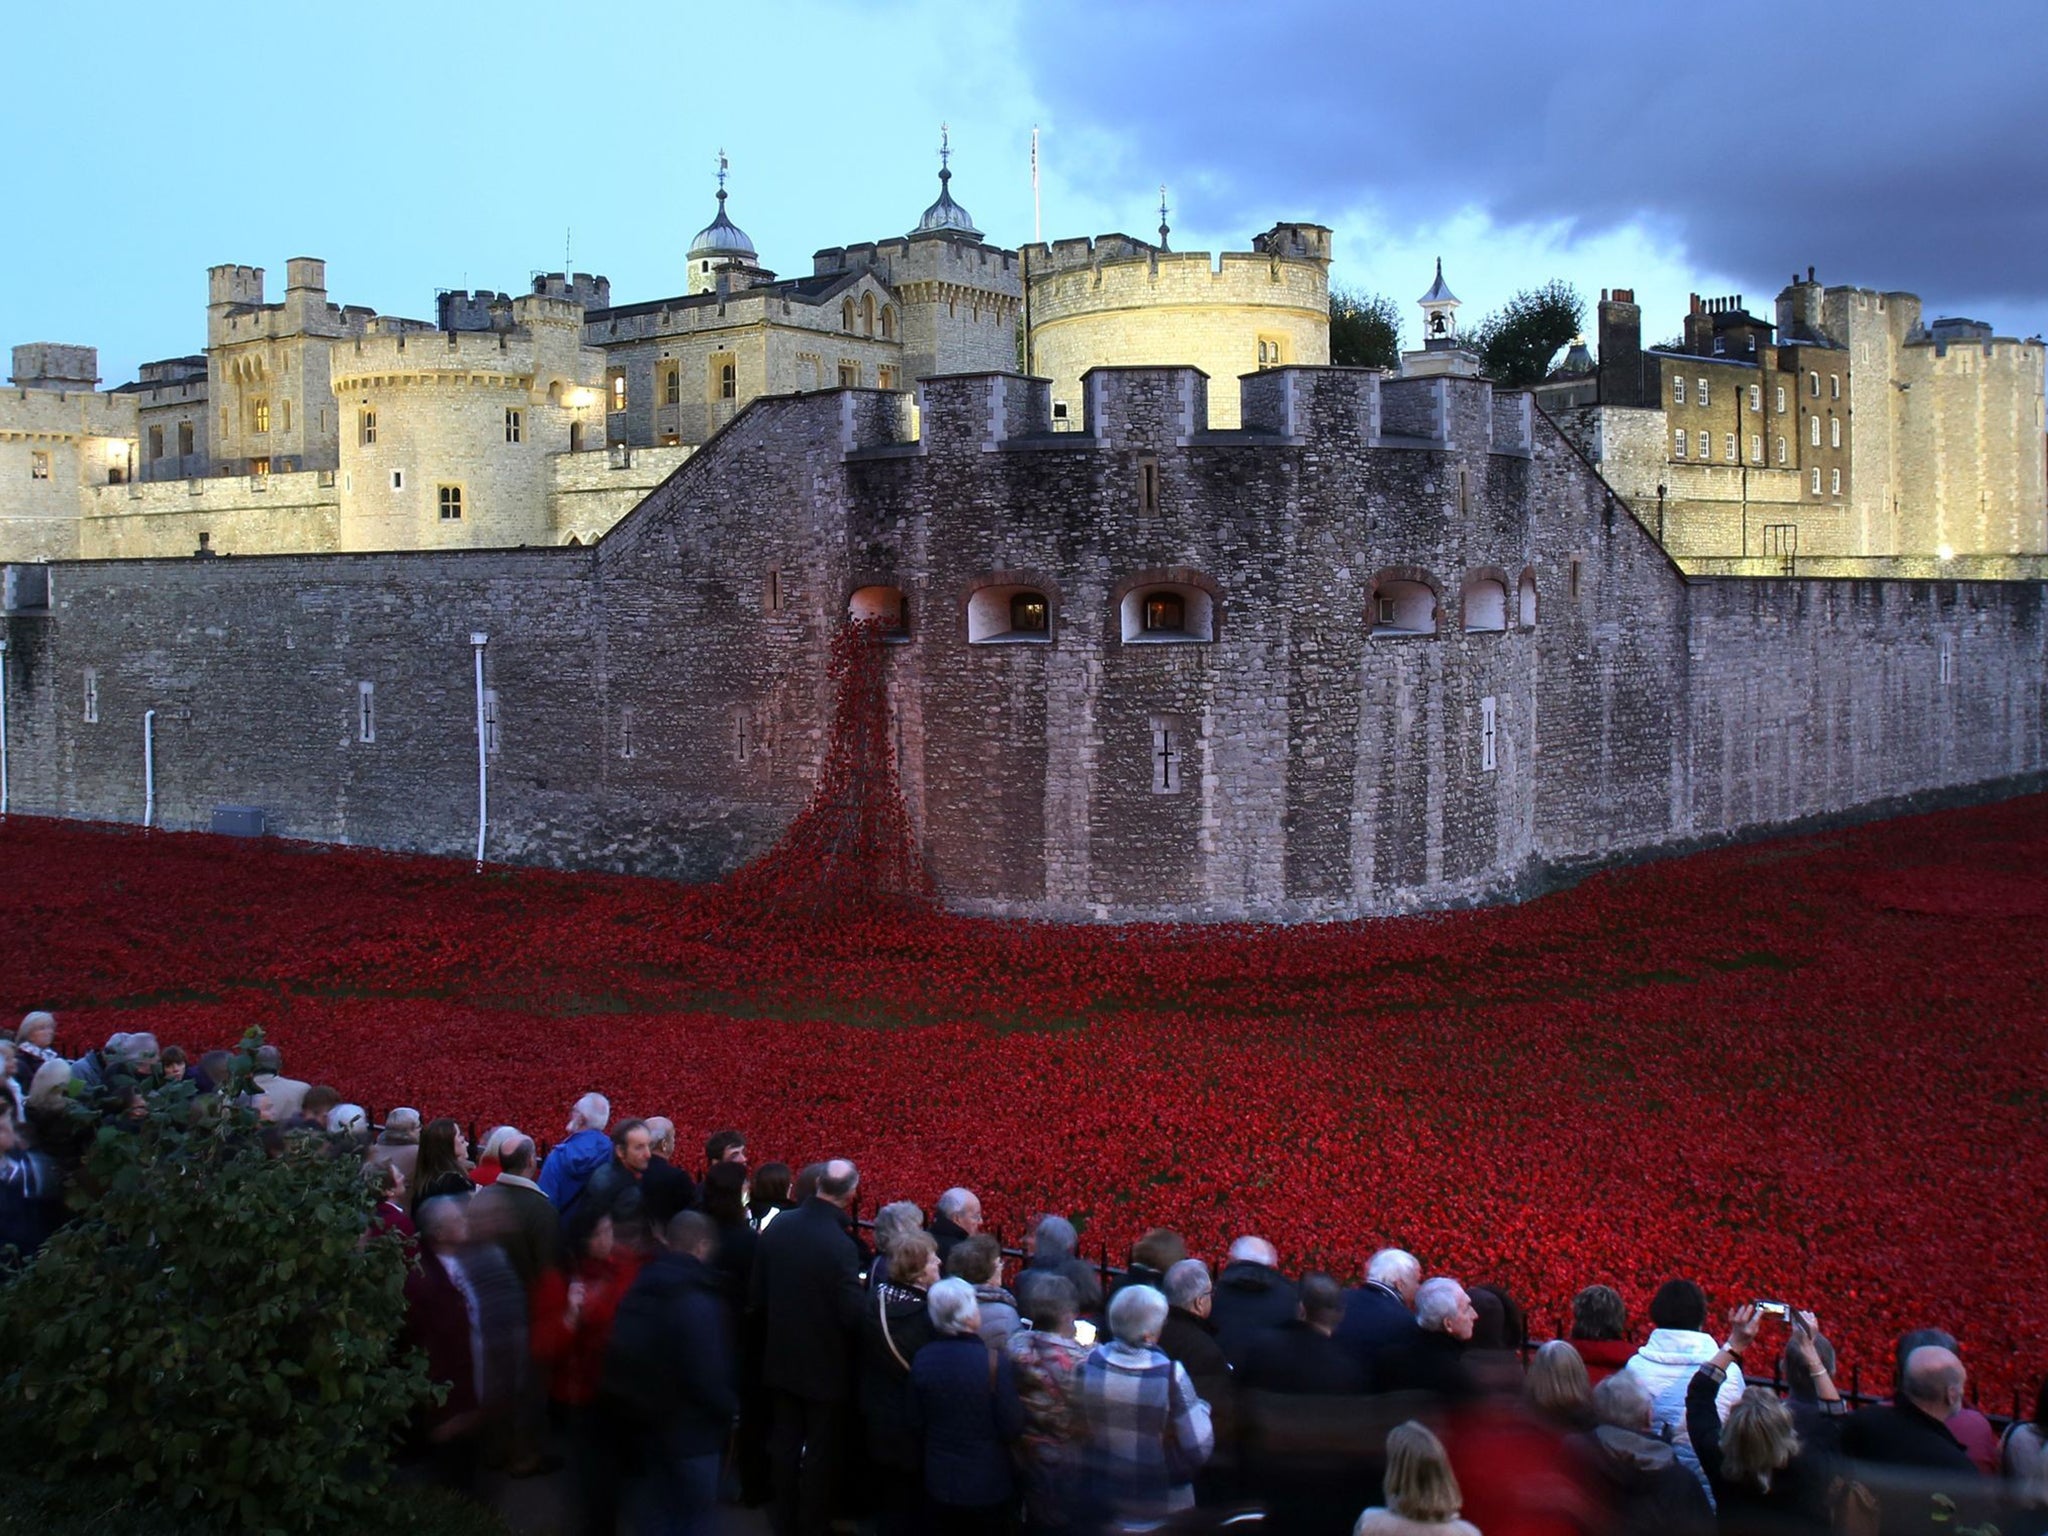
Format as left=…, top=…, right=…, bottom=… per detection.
left=1024, top=221, right=1332, bottom=430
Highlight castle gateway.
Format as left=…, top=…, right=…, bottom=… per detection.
left=4, top=366, right=2043, bottom=922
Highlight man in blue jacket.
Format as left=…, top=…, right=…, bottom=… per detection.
left=537, top=1092, right=612, bottom=1221
left=603, top=1210, right=738, bottom=1535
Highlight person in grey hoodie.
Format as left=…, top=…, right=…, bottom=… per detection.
left=1621, top=1278, right=1745, bottom=1496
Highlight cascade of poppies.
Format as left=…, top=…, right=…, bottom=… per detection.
left=714, top=618, right=933, bottom=921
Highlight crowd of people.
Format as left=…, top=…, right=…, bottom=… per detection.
left=4, top=1013, right=2047, bottom=1536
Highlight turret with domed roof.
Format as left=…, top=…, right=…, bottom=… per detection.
left=909, top=125, right=983, bottom=241
left=687, top=153, right=776, bottom=295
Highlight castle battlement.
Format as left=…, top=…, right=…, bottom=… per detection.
left=0, top=384, right=137, bottom=440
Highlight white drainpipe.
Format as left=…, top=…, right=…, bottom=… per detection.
left=142, top=709, right=157, bottom=828
left=0, top=636, right=9, bottom=817
left=470, top=633, right=489, bottom=870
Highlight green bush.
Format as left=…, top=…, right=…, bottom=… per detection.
left=0, top=1034, right=435, bottom=1533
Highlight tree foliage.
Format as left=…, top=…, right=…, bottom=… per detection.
left=1329, top=288, right=1403, bottom=370
left=1467, top=280, right=1586, bottom=387
left=0, top=1033, right=432, bottom=1533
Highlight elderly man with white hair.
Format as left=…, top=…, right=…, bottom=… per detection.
left=250, top=1043, right=309, bottom=1124
left=639, top=1116, right=697, bottom=1223
left=930, top=1186, right=983, bottom=1264
left=1337, top=1246, right=1423, bottom=1378
left=1075, top=1283, right=1215, bottom=1525
left=1375, top=1276, right=1479, bottom=1398
left=536, top=1091, right=612, bottom=1219
left=1211, top=1234, right=1300, bottom=1367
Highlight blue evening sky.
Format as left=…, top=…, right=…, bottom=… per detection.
left=5, top=0, right=2042, bottom=387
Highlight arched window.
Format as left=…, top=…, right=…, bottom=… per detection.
left=1517, top=569, right=1538, bottom=627
left=842, top=300, right=855, bottom=332
left=862, top=295, right=876, bottom=337
left=1119, top=579, right=1216, bottom=644
left=848, top=585, right=908, bottom=640
left=1370, top=576, right=1437, bottom=637
left=1463, top=576, right=1508, bottom=633
left=966, top=583, right=1054, bottom=644
left=879, top=305, right=896, bottom=341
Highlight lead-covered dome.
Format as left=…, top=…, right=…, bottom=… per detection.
left=689, top=186, right=757, bottom=262
left=911, top=126, right=982, bottom=240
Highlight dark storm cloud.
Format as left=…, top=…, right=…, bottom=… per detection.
left=1022, top=0, right=2048, bottom=326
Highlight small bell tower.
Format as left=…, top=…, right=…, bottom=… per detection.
left=1400, top=256, right=1482, bottom=379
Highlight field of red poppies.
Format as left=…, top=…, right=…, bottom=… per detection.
left=3, top=788, right=2046, bottom=1408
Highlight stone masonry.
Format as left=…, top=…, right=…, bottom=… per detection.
left=4, top=368, right=2043, bottom=922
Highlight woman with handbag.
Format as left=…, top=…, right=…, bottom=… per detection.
left=859, top=1232, right=943, bottom=1535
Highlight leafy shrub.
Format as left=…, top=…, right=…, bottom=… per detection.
left=0, top=1035, right=433, bottom=1532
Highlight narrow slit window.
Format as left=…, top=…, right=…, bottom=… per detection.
left=1480, top=696, right=1497, bottom=772
left=357, top=681, right=375, bottom=744
left=1150, top=716, right=1185, bottom=794
left=83, top=668, right=99, bottom=724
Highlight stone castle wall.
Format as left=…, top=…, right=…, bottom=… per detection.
left=7, top=370, right=2044, bottom=921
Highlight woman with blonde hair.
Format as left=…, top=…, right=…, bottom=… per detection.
left=1688, top=1305, right=1842, bottom=1529
left=1526, top=1338, right=1596, bottom=1431
left=1355, top=1420, right=1482, bottom=1536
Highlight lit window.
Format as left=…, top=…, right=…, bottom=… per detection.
left=1143, top=591, right=1185, bottom=632
left=250, top=398, right=270, bottom=434
left=360, top=409, right=377, bottom=446
left=30, top=450, right=51, bottom=480
left=1673, top=377, right=1686, bottom=405
left=504, top=408, right=522, bottom=444
left=1830, top=416, right=1841, bottom=448
left=1010, top=591, right=1049, bottom=632
left=877, top=365, right=898, bottom=391
left=1674, top=429, right=1687, bottom=458
left=438, top=484, right=464, bottom=520
left=609, top=373, right=627, bottom=413
left=1749, top=385, right=1761, bottom=412
left=250, top=457, right=270, bottom=477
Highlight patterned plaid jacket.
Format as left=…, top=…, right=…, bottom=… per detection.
left=1075, top=1340, right=1214, bottom=1527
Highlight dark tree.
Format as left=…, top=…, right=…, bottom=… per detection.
left=1328, top=288, right=1403, bottom=370
left=1468, top=280, right=1586, bottom=386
